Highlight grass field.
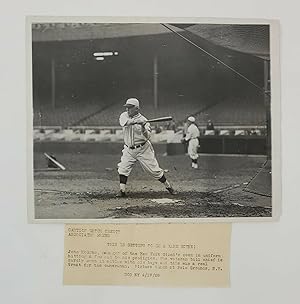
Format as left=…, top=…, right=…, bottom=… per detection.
left=33, top=151, right=272, bottom=220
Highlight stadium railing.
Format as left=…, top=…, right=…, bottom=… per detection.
left=33, top=125, right=266, bottom=142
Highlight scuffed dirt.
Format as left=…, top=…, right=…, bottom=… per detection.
left=34, top=153, right=271, bottom=220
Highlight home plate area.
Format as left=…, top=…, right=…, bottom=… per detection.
left=105, top=190, right=271, bottom=219
left=150, top=198, right=184, bottom=205
left=34, top=153, right=272, bottom=219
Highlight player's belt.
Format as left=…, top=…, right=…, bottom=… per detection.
left=126, top=142, right=146, bottom=149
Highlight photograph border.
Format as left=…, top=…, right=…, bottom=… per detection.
left=26, top=16, right=281, bottom=223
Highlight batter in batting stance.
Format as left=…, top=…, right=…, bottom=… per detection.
left=182, top=116, right=200, bottom=169
left=117, top=98, right=176, bottom=197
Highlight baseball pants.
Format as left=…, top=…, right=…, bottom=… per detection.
left=118, top=141, right=164, bottom=179
left=188, top=138, right=199, bottom=160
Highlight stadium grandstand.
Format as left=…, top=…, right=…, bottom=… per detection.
left=32, top=23, right=270, bottom=145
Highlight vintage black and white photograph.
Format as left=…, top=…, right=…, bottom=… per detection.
left=28, top=17, right=280, bottom=222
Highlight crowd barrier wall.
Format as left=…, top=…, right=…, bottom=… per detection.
left=34, top=136, right=266, bottom=156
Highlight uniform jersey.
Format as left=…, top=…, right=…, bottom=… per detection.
left=119, top=112, right=151, bottom=147
left=185, top=123, right=200, bottom=161
left=185, top=123, right=200, bottom=141
left=118, top=112, right=163, bottom=180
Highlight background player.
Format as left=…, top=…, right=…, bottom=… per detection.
left=182, top=116, right=200, bottom=169
left=117, top=98, right=176, bottom=197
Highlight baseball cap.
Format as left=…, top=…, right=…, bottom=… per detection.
left=123, top=98, right=140, bottom=108
left=187, top=116, right=195, bottom=122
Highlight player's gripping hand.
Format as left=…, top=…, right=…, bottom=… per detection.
left=134, top=117, right=147, bottom=126
left=126, top=118, right=140, bottom=126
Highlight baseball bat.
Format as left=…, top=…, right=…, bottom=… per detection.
left=44, top=153, right=66, bottom=171
left=146, top=116, right=173, bottom=123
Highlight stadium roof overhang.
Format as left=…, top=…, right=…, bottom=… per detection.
left=32, top=23, right=270, bottom=60
left=173, top=24, right=270, bottom=60
left=32, top=23, right=183, bottom=41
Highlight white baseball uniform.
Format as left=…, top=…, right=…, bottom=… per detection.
left=117, top=112, right=164, bottom=179
left=185, top=123, right=200, bottom=160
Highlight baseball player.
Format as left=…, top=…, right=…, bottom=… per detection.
left=117, top=98, right=176, bottom=197
left=182, top=116, right=200, bottom=169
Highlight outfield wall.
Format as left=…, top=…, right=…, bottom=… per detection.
left=34, top=136, right=266, bottom=155
left=167, top=136, right=266, bottom=155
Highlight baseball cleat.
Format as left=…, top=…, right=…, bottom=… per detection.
left=115, top=191, right=127, bottom=198
left=191, top=163, right=198, bottom=169
left=166, top=187, right=177, bottom=195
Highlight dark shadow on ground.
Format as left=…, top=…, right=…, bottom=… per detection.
left=110, top=203, right=272, bottom=218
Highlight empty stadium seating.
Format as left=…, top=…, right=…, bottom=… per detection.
left=33, top=91, right=266, bottom=129
left=33, top=102, right=108, bottom=127
left=79, top=96, right=209, bottom=126
left=32, top=26, right=267, bottom=129
left=195, top=94, right=266, bottom=126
